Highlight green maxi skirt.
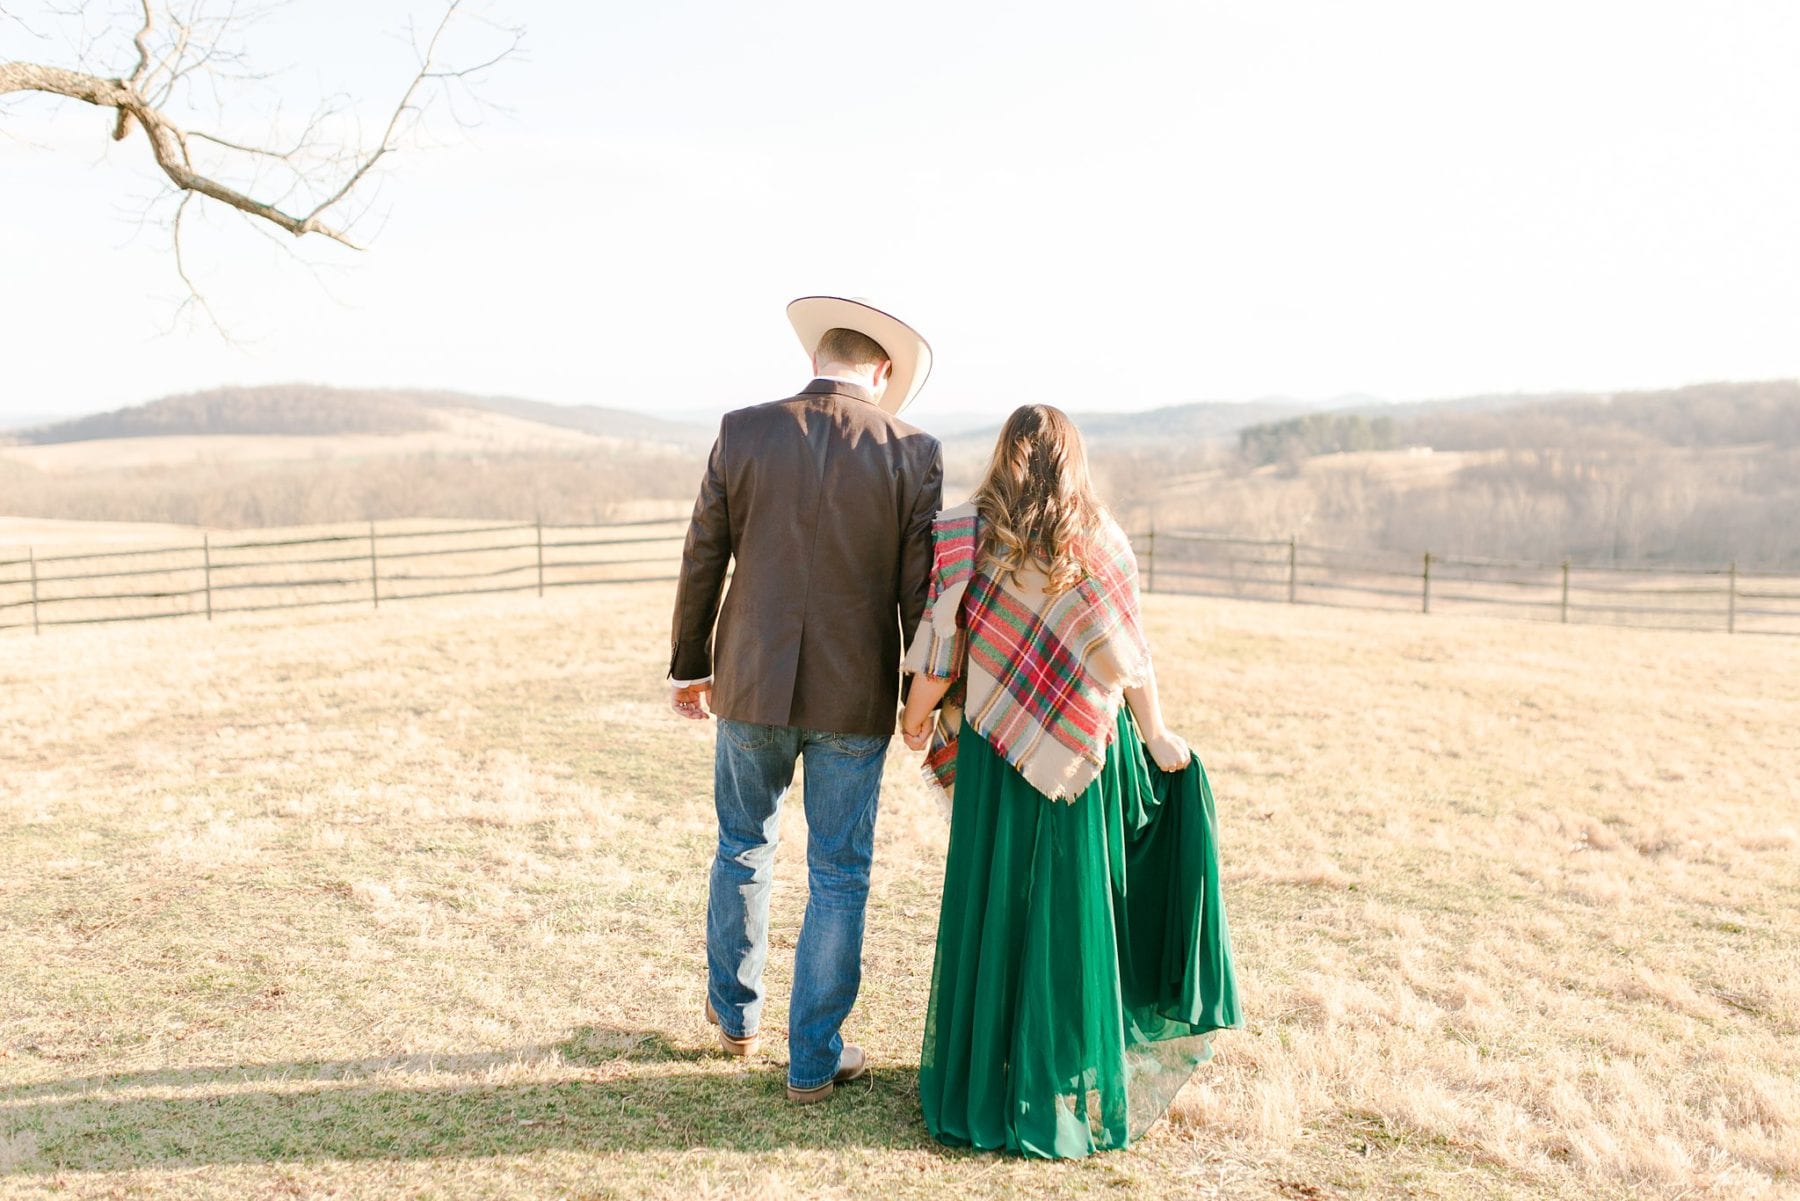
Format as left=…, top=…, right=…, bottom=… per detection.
left=919, top=709, right=1242, bottom=1159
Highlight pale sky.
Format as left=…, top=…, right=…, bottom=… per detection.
left=4, top=1, right=1799, bottom=426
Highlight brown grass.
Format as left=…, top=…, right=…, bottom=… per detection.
left=1, top=578, right=1796, bottom=1199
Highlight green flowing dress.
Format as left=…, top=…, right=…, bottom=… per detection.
left=918, top=708, right=1242, bottom=1159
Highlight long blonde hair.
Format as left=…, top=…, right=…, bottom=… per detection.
left=971, top=404, right=1106, bottom=595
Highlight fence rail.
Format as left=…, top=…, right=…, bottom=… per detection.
left=0, top=518, right=688, bottom=634
left=2, top=517, right=1797, bottom=637
left=1138, top=529, right=1799, bottom=635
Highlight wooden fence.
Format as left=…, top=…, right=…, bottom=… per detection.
left=1138, top=530, right=1800, bottom=636
left=0, top=518, right=688, bottom=634
left=2, top=517, right=1797, bottom=637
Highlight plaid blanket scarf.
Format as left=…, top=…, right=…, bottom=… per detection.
left=903, top=501, right=1152, bottom=803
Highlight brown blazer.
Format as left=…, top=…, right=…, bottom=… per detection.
left=670, top=379, right=945, bottom=736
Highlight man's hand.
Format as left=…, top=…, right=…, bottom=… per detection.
left=671, top=680, right=714, bottom=721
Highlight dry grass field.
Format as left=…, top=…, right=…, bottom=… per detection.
left=2, top=581, right=1797, bottom=1200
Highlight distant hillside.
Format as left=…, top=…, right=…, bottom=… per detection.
left=19, top=386, right=438, bottom=442
left=1238, top=412, right=1403, bottom=466
left=1071, top=397, right=1345, bottom=447
left=1330, top=390, right=1587, bottom=422
left=1237, top=379, right=1800, bottom=464
left=1108, top=378, right=1800, bottom=569
left=17, top=385, right=713, bottom=449
left=946, top=396, right=1344, bottom=461
left=1405, top=379, right=1800, bottom=451
left=432, top=393, right=710, bottom=450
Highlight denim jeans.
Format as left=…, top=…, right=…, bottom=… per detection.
left=707, top=716, right=889, bottom=1090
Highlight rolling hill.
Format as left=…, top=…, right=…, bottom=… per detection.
left=944, top=396, right=1349, bottom=457
left=12, top=385, right=713, bottom=452
left=0, top=385, right=715, bottom=531
left=1234, top=379, right=1800, bottom=464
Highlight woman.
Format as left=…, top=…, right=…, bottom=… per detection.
left=899, top=404, right=1241, bottom=1159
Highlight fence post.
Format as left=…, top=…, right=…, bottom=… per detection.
left=28, top=547, right=40, bottom=637
left=368, top=522, right=380, bottom=610
left=536, top=518, right=546, bottom=598
left=202, top=535, right=213, bottom=621
left=1728, top=561, right=1737, bottom=634
left=1422, top=551, right=1432, bottom=615
left=1144, top=523, right=1156, bottom=595
left=1560, top=559, right=1570, bottom=624
left=1287, top=536, right=1298, bottom=604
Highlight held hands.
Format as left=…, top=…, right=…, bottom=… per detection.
left=900, top=672, right=956, bottom=752
left=670, top=681, right=714, bottom=721
left=901, top=715, right=932, bottom=752
left=901, top=701, right=1190, bottom=771
left=1144, top=727, right=1192, bottom=772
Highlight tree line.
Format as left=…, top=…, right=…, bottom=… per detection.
left=1109, top=380, right=1800, bottom=569
left=1238, top=413, right=1401, bottom=466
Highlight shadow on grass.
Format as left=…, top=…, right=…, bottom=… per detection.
left=0, top=1025, right=937, bottom=1173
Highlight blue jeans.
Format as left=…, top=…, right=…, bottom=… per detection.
left=707, top=717, right=889, bottom=1090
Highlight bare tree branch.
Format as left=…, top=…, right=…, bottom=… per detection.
left=126, top=0, right=152, bottom=90
left=1, top=59, right=368, bottom=247
left=0, top=2, right=55, bottom=51
left=169, top=188, right=228, bottom=336
left=1, top=1, right=520, bottom=265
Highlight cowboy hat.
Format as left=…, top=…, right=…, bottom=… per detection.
left=787, top=296, right=933, bottom=416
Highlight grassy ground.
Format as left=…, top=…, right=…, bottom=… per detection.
left=1, top=584, right=1796, bottom=1199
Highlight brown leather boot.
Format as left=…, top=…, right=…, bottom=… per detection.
left=704, top=997, right=760, bottom=1058
left=785, top=1044, right=867, bottom=1104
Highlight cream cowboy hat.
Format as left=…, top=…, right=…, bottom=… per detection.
left=787, top=295, right=933, bottom=416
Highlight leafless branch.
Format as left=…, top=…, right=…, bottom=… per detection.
left=1, top=0, right=521, bottom=289
left=169, top=188, right=227, bottom=336
left=126, top=0, right=152, bottom=89
left=0, top=2, right=53, bottom=42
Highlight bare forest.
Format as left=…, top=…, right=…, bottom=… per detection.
left=1098, top=380, right=1800, bottom=570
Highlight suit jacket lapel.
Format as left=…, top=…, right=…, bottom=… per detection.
left=799, top=377, right=876, bottom=404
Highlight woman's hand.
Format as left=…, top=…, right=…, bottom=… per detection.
left=902, top=719, right=933, bottom=752
left=1144, top=728, right=1191, bottom=772
left=669, top=680, right=713, bottom=721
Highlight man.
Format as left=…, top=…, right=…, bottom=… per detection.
left=669, top=296, right=944, bottom=1104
